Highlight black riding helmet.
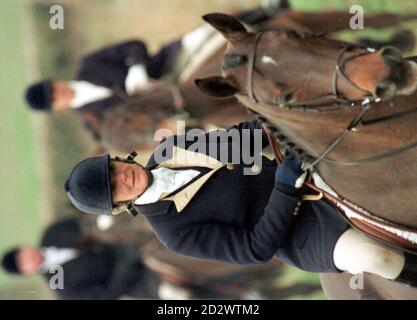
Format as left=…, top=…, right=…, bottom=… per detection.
left=64, top=152, right=150, bottom=215
left=64, top=154, right=112, bottom=215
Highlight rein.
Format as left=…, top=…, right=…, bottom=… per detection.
left=167, top=84, right=186, bottom=110
left=245, top=32, right=417, bottom=170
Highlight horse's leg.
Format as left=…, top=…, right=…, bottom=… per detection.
left=263, top=10, right=417, bottom=33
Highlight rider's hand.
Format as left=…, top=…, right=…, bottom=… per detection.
left=275, top=155, right=303, bottom=193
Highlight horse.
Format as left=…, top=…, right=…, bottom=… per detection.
left=195, top=13, right=417, bottom=299
left=99, top=9, right=417, bottom=153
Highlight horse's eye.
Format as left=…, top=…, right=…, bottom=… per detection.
left=222, top=54, right=247, bottom=70
left=286, top=30, right=301, bottom=39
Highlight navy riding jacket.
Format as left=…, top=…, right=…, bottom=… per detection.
left=134, top=121, right=349, bottom=273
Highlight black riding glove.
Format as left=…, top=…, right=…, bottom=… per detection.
left=275, top=155, right=304, bottom=196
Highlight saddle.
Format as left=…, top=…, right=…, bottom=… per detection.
left=307, top=175, right=417, bottom=253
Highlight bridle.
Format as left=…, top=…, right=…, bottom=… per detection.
left=244, top=31, right=417, bottom=171
left=247, top=32, right=378, bottom=111
left=167, top=84, right=186, bottom=110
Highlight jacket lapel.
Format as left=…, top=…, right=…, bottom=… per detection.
left=139, top=145, right=273, bottom=214
left=155, top=146, right=226, bottom=213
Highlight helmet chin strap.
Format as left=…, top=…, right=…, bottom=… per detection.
left=110, top=151, right=154, bottom=216
left=112, top=151, right=138, bottom=164
left=126, top=151, right=138, bottom=163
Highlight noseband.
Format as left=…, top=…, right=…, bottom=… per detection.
left=244, top=32, right=417, bottom=171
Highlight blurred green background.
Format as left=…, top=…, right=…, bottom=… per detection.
left=1, top=0, right=417, bottom=299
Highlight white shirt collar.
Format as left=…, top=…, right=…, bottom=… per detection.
left=134, top=167, right=200, bottom=205
left=40, top=247, right=79, bottom=273
left=69, top=81, right=113, bottom=109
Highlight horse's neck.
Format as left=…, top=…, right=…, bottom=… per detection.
left=315, top=97, right=417, bottom=227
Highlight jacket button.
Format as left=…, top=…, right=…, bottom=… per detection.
left=227, top=164, right=234, bottom=170
left=251, top=165, right=260, bottom=173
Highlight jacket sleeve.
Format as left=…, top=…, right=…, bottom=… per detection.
left=80, top=40, right=150, bottom=67
left=159, top=187, right=301, bottom=265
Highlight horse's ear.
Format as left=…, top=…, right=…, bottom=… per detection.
left=203, top=13, right=248, bottom=43
left=195, top=76, right=240, bottom=97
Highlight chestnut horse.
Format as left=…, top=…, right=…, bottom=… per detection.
left=99, top=9, right=417, bottom=153
left=196, top=13, right=417, bottom=299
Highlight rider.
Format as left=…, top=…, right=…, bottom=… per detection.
left=23, top=2, right=290, bottom=141
left=1, top=217, right=163, bottom=299
left=2, top=216, right=251, bottom=299
left=64, top=120, right=417, bottom=288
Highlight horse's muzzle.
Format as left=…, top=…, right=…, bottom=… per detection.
left=375, top=47, right=414, bottom=99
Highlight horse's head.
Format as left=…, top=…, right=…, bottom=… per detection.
left=196, top=13, right=417, bottom=105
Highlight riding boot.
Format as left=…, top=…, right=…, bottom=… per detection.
left=235, top=0, right=291, bottom=25
left=394, top=252, right=417, bottom=288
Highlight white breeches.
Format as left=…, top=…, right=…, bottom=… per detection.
left=333, top=228, right=405, bottom=279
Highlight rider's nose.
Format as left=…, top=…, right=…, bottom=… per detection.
left=114, top=170, right=127, bottom=184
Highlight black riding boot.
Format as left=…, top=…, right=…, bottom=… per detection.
left=394, top=252, right=417, bottom=288
left=235, top=0, right=291, bottom=25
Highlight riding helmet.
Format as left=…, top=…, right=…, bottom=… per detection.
left=64, top=154, right=113, bottom=215
left=25, top=80, right=52, bottom=111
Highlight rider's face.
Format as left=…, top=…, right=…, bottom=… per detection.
left=109, top=160, right=149, bottom=203
left=17, top=247, right=44, bottom=274
left=51, top=81, right=75, bottom=111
